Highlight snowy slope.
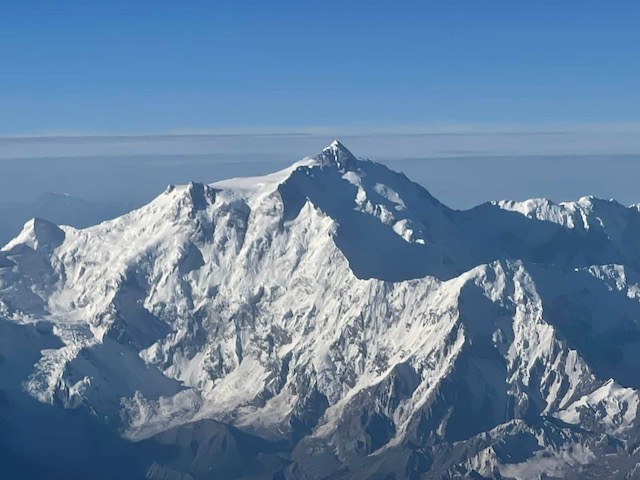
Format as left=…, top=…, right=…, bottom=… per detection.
left=1, top=141, right=640, bottom=479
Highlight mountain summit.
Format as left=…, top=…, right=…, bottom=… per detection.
left=1, top=143, right=640, bottom=479
left=315, top=139, right=358, bottom=170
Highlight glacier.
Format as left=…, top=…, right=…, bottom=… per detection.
left=1, top=141, right=640, bottom=479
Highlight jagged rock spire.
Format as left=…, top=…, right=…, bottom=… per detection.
left=315, top=140, right=357, bottom=170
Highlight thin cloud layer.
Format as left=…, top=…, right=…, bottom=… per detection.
left=2, top=123, right=640, bottom=160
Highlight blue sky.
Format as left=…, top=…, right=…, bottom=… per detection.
left=2, top=1, right=639, bottom=135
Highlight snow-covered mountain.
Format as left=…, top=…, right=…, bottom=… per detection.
left=2, top=141, right=640, bottom=479
left=0, top=192, right=135, bottom=246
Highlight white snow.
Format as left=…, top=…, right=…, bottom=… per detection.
left=1, top=141, right=640, bottom=477
left=555, top=379, right=640, bottom=434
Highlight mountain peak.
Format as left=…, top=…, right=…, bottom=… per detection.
left=315, top=140, right=357, bottom=170
left=328, top=139, right=348, bottom=151
left=2, top=217, right=65, bottom=253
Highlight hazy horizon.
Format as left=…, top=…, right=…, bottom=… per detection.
left=2, top=150, right=639, bottom=211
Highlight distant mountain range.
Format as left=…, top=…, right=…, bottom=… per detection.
left=1, top=142, right=640, bottom=479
